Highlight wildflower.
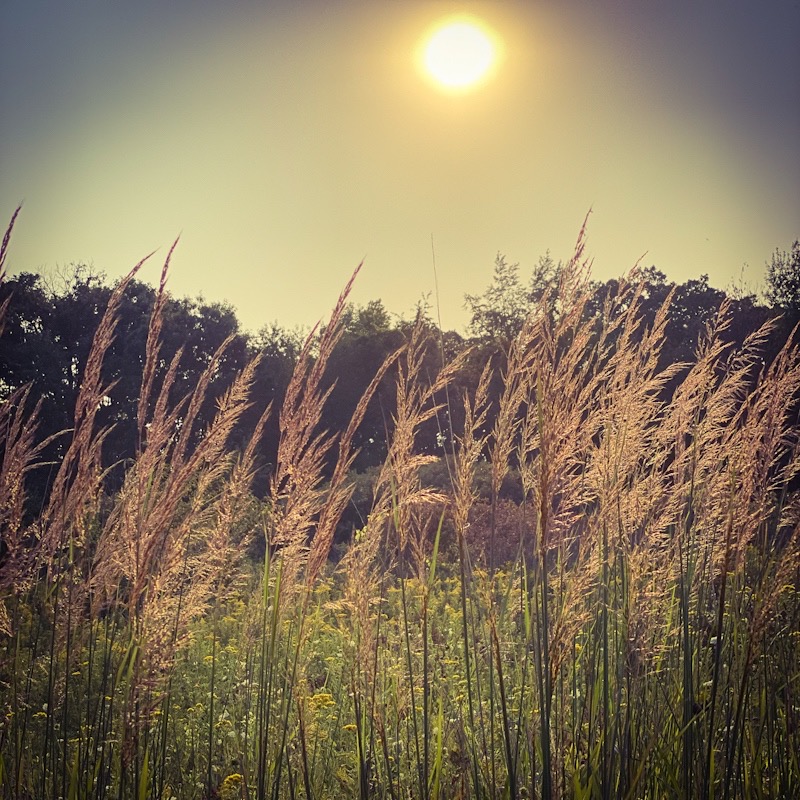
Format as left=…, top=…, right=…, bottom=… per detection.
left=308, top=691, right=336, bottom=712
left=220, top=773, right=243, bottom=800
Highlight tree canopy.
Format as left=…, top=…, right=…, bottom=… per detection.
left=1, top=239, right=796, bottom=525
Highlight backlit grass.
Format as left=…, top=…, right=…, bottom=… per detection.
left=1, top=211, right=798, bottom=799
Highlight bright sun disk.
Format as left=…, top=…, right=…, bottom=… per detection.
left=423, top=19, right=497, bottom=90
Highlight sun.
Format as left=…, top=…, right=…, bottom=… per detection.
left=421, top=17, right=499, bottom=91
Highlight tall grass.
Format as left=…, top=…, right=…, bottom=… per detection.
left=1, top=209, right=798, bottom=799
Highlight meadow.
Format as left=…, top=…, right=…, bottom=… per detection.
left=1, top=211, right=798, bottom=799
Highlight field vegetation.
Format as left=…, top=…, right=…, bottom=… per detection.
left=1, top=208, right=799, bottom=798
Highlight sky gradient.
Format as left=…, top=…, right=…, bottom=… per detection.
left=1, top=0, right=798, bottom=334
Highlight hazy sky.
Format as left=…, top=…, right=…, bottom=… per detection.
left=1, top=1, right=798, bottom=334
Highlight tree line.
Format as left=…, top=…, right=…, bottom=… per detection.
left=2, top=240, right=798, bottom=541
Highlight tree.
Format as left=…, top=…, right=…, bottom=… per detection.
left=0, top=266, right=255, bottom=507
left=464, top=254, right=527, bottom=343
left=765, top=240, right=800, bottom=314
left=527, top=250, right=562, bottom=304
left=465, top=252, right=563, bottom=345
left=341, top=299, right=391, bottom=338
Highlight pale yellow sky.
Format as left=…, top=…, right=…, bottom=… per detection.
left=1, top=1, right=798, bottom=333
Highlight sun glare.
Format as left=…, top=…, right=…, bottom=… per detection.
left=422, top=17, right=498, bottom=91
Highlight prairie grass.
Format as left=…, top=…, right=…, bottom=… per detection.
left=1, top=210, right=798, bottom=799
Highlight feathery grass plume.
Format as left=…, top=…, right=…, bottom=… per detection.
left=335, top=508, right=386, bottom=792
left=335, top=314, right=470, bottom=799
left=452, top=361, right=492, bottom=544
left=487, top=310, right=537, bottom=548
left=72, top=247, right=270, bottom=789
left=0, top=205, right=22, bottom=336
left=93, top=348, right=263, bottom=632
left=385, top=317, right=470, bottom=797
left=511, top=237, right=604, bottom=798
left=504, top=247, right=694, bottom=796
left=586, top=288, right=682, bottom=743
left=306, top=340, right=404, bottom=587
left=575, top=279, right=685, bottom=797
left=486, top=222, right=591, bottom=561
left=137, top=237, right=178, bottom=452
left=141, top=357, right=265, bottom=628
left=0, top=235, right=159, bottom=798
left=238, top=264, right=388, bottom=798
left=267, top=264, right=362, bottom=596
left=447, top=361, right=493, bottom=799
left=81, top=251, right=245, bottom=681
left=373, top=314, right=470, bottom=571
left=330, top=344, right=428, bottom=787
left=92, top=333, right=236, bottom=609
left=244, top=265, right=411, bottom=800
left=3, top=256, right=152, bottom=749
left=702, top=322, right=800, bottom=799
left=40, top=255, right=153, bottom=572
left=0, top=388, right=64, bottom=635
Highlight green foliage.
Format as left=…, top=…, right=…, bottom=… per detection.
left=0, top=267, right=293, bottom=506
left=765, top=240, right=800, bottom=313
left=465, top=252, right=561, bottom=343
left=465, top=254, right=528, bottom=342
